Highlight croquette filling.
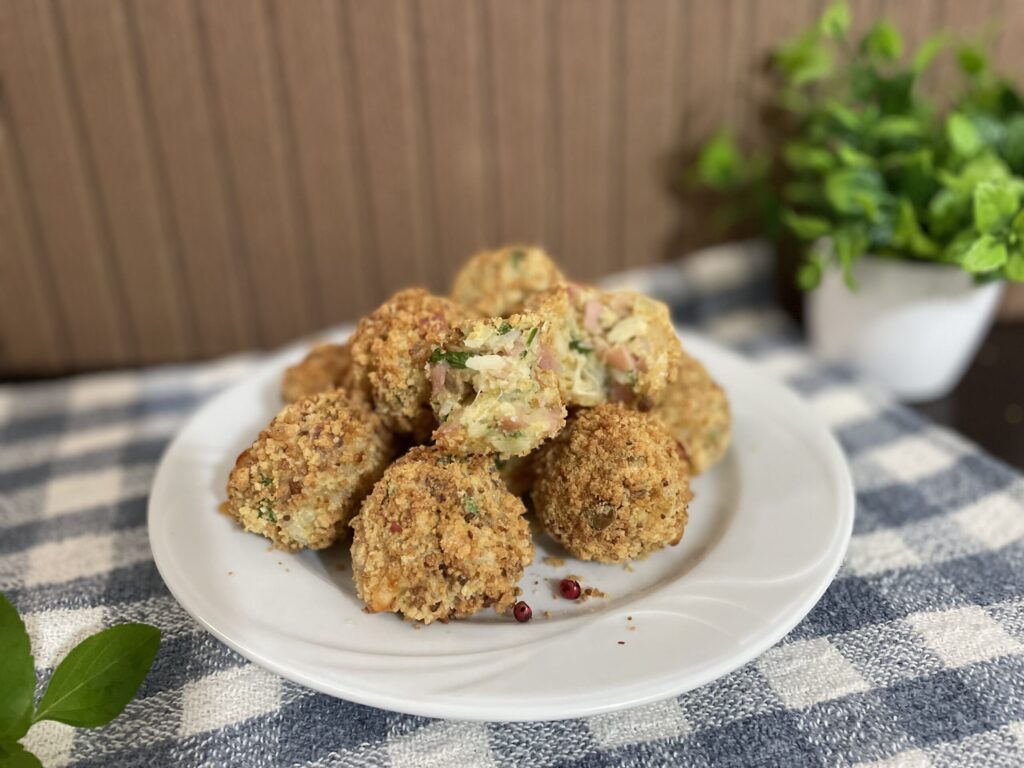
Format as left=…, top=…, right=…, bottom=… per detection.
left=429, top=319, right=563, bottom=456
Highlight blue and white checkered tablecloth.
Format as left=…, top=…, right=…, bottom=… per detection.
left=2, top=242, right=1023, bottom=767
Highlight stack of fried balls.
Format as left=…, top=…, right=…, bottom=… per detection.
left=225, top=246, right=731, bottom=624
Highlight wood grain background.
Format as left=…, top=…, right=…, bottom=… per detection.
left=1, top=0, right=1021, bottom=375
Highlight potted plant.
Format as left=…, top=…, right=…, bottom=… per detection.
left=693, top=1, right=1024, bottom=401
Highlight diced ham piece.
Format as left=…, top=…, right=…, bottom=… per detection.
left=605, top=345, right=635, bottom=372
left=538, top=345, right=560, bottom=372
left=583, top=300, right=604, bottom=335
left=501, top=415, right=527, bottom=432
left=430, top=363, right=447, bottom=395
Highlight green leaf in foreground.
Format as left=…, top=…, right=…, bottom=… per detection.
left=0, top=593, right=35, bottom=745
left=0, top=743, right=43, bottom=768
left=33, top=624, right=160, bottom=728
left=961, top=234, right=1008, bottom=273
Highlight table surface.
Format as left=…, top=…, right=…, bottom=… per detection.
left=2, top=242, right=1023, bottom=768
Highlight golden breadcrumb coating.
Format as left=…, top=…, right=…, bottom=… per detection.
left=350, top=446, right=533, bottom=624
left=653, top=353, right=731, bottom=474
left=350, top=289, right=470, bottom=441
left=532, top=404, right=691, bottom=563
left=226, top=390, right=395, bottom=551
left=280, top=342, right=360, bottom=405
left=527, top=284, right=683, bottom=409
left=451, top=245, right=565, bottom=318
left=428, top=313, right=566, bottom=457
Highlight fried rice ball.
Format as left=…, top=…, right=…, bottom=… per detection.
left=532, top=404, right=691, bottom=563
left=428, top=313, right=566, bottom=457
left=653, top=352, right=731, bottom=474
left=527, top=284, right=683, bottom=409
left=350, top=289, right=470, bottom=441
left=451, top=245, right=566, bottom=317
left=281, top=341, right=359, bottom=404
left=350, top=446, right=533, bottom=624
left=226, top=390, right=395, bottom=551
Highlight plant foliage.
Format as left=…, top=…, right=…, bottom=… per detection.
left=693, top=2, right=1024, bottom=288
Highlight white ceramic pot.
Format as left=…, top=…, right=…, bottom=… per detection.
left=806, top=256, right=1005, bottom=402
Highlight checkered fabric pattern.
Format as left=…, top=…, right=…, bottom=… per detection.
left=3, top=242, right=1023, bottom=768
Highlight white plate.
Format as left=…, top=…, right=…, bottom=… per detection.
left=149, top=331, right=854, bottom=722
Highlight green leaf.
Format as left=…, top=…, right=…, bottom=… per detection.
left=928, top=188, right=970, bottom=237
left=893, top=198, right=938, bottom=257
left=820, top=1, right=850, bottom=39
left=0, top=743, right=43, bottom=768
left=961, top=234, right=1008, bottom=273
left=957, top=45, right=987, bottom=76
left=836, top=143, right=874, bottom=168
left=833, top=225, right=869, bottom=288
left=947, top=113, right=984, bottom=158
left=825, top=168, right=885, bottom=216
left=782, top=210, right=831, bottom=240
left=973, top=181, right=1020, bottom=233
left=796, top=260, right=823, bottom=290
left=861, top=21, right=902, bottom=61
left=939, top=153, right=1012, bottom=194
left=776, top=33, right=834, bottom=85
left=696, top=134, right=744, bottom=189
left=783, top=143, right=834, bottom=173
left=1007, top=250, right=1024, bottom=281
left=875, top=116, right=924, bottom=141
left=33, top=624, right=160, bottom=728
left=0, top=593, right=35, bottom=745
left=913, top=33, right=947, bottom=74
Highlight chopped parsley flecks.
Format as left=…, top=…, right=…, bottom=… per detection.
left=428, top=348, right=477, bottom=369
left=463, top=494, right=480, bottom=517
left=259, top=473, right=273, bottom=487
left=510, top=249, right=526, bottom=267
left=497, top=321, right=513, bottom=334
left=526, top=328, right=538, bottom=346
left=256, top=498, right=276, bottom=523
left=569, top=338, right=592, bottom=354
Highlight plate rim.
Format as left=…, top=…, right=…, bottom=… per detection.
left=148, top=330, right=855, bottom=721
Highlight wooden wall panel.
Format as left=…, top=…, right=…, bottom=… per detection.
left=620, top=0, right=678, bottom=270
left=344, top=0, right=435, bottom=293
left=1, top=0, right=1022, bottom=374
left=415, top=1, right=494, bottom=280
left=127, top=0, right=255, bottom=357
left=271, top=0, right=378, bottom=321
left=554, top=0, right=616, bottom=281
left=0, top=0, right=132, bottom=368
left=56, top=0, right=193, bottom=363
left=0, top=121, right=66, bottom=371
left=197, top=0, right=320, bottom=346
left=484, top=0, right=548, bottom=247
